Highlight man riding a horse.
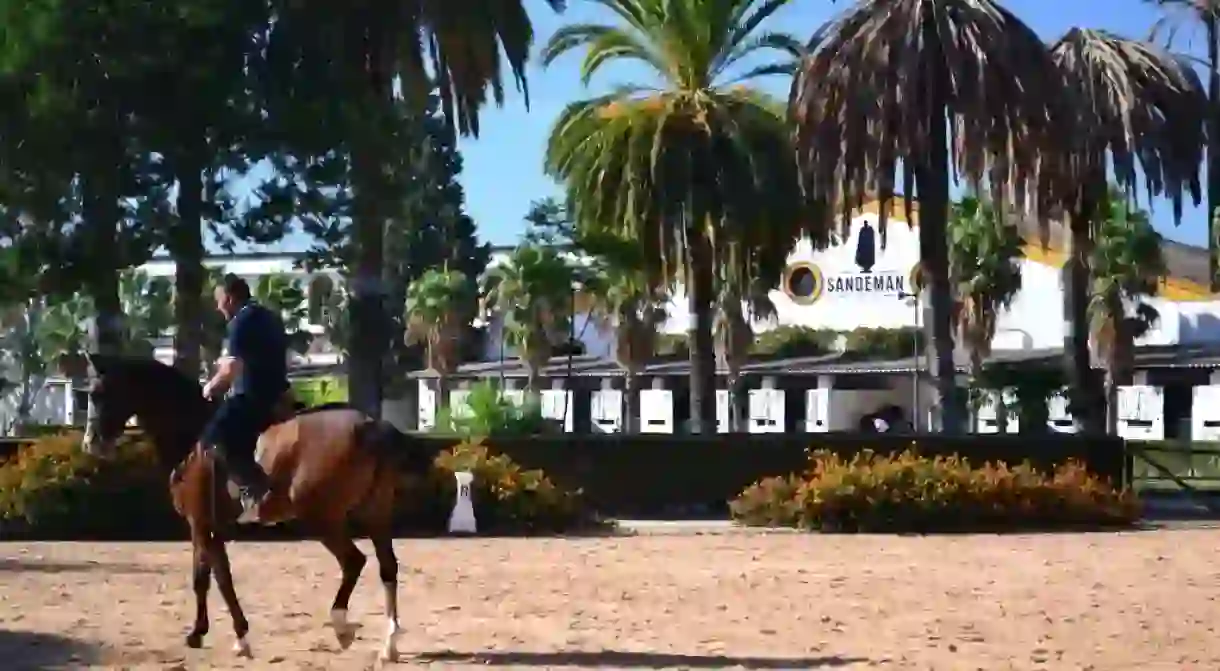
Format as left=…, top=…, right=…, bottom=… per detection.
left=201, top=273, right=287, bottom=518
left=79, top=281, right=433, bottom=660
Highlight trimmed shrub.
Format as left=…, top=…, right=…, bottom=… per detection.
left=0, top=433, right=606, bottom=539
left=730, top=449, right=1140, bottom=533
left=0, top=432, right=177, bottom=539
left=397, top=439, right=610, bottom=534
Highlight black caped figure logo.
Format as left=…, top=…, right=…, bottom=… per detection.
left=854, top=221, right=877, bottom=273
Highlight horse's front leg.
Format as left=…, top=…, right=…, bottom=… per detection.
left=185, top=533, right=211, bottom=649
left=206, top=535, right=253, bottom=657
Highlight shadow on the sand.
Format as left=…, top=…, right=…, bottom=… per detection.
left=413, top=649, right=868, bottom=669
left=0, top=629, right=103, bottom=670
left=0, top=558, right=160, bottom=574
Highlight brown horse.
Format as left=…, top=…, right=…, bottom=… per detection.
left=79, top=353, right=433, bottom=662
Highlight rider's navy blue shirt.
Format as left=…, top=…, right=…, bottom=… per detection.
left=226, top=301, right=289, bottom=401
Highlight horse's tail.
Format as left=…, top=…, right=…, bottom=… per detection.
left=354, top=419, right=436, bottom=475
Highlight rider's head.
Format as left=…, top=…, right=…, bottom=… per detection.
left=215, top=273, right=252, bottom=320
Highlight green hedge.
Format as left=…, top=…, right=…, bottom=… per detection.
left=0, top=432, right=608, bottom=540
left=409, top=433, right=1128, bottom=517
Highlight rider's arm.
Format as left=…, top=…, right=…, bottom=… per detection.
left=203, top=357, right=243, bottom=399
left=203, top=306, right=252, bottom=399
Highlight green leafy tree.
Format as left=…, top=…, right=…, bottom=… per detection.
left=118, top=269, right=174, bottom=358
left=278, top=95, right=492, bottom=398
left=253, top=273, right=313, bottom=355
left=36, top=294, right=95, bottom=386
left=543, top=0, right=807, bottom=434
left=0, top=298, right=49, bottom=429
left=947, top=197, right=1024, bottom=385
left=482, top=245, right=582, bottom=402
left=1088, top=195, right=1167, bottom=430
left=405, top=268, right=478, bottom=414
left=1049, top=28, right=1205, bottom=435
left=790, top=0, right=1064, bottom=433
left=0, top=0, right=170, bottom=355
left=262, top=0, right=559, bottom=419
left=124, top=0, right=270, bottom=378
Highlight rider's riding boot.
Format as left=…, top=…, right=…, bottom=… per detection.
left=223, top=454, right=271, bottom=513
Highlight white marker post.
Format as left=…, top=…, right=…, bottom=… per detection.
left=448, top=471, right=477, bottom=534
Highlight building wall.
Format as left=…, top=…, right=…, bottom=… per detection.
left=133, top=213, right=1220, bottom=365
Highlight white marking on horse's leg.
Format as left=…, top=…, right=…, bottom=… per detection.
left=378, top=617, right=402, bottom=662
left=329, top=609, right=348, bottom=630
left=233, top=636, right=252, bottom=658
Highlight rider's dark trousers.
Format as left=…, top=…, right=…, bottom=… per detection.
left=202, top=393, right=276, bottom=487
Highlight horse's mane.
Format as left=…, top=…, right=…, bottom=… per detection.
left=96, top=355, right=207, bottom=402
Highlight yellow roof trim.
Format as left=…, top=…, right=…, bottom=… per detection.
left=849, top=197, right=1213, bottom=302
left=1020, top=244, right=1212, bottom=302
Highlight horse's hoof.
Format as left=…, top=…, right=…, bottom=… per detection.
left=335, top=629, right=356, bottom=650
left=233, top=636, right=253, bottom=658
left=185, top=632, right=205, bottom=649
left=329, top=609, right=357, bottom=650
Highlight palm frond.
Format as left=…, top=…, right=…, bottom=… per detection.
left=790, top=0, right=1066, bottom=243
left=1050, top=28, right=1206, bottom=219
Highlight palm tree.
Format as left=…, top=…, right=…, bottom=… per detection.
left=1088, top=194, right=1167, bottom=431
left=482, top=244, right=581, bottom=403
left=715, top=279, right=776, bottom=432
left=585, top=257, right=668, bottom=434
left=946, top=197, right=1024, bottom=430
left=789, top=0, right=1064, bottom=434
left=1148, top=0, right=1220, bottom=291
left=264, top=0, right=563, bottom=419
left=947, top=197, right=1024, bottom=381
left=404, top=268, right=476, bottom=415
left=1049, top=28, right=1205, bottom=434
left=543, top=0, right=806, bottom=434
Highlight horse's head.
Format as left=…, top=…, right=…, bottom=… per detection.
left=82, top=353, right=210, bottom=460
left=81, top=353, right=136, bottom=458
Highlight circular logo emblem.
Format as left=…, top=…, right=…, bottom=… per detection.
left=908, top=263, right=923, bottom=295
left=783, top=262, right=824, bottom=305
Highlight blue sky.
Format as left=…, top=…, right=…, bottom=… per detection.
left=253, top=0, right=1213, bottom=252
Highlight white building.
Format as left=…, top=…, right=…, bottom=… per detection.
left=7, top=198, right=1220, bottom=435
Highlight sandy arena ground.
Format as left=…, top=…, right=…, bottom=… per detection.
left=1, top=526, right=1219, bottom=670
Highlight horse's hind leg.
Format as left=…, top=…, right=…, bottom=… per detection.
left=370, top=531, right=401, bottom=662
left=206, top=535, right=253, bottom=657
left=355, top=472, right=403, bottom=662
left=316, top=520, right=367, bottom=650
left=185, top=528, right=211, bottom=649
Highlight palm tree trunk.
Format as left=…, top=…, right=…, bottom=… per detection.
left=171, top=152, right=206, bottom=378
left=968, top=352, right=983, bottom=432
left=526, top=366, right=543, bottom=405
left=1065, top=182, right=1104, bottom=435
left=686, top=221, right=717, bottom=435
left=1207, top=16, right=1220, bottom=292
left=436, top=374, right=450, bottom=411
left=920, top=112, right=963, bottom=434
left=728, top=372, right=747, bottom=432
left=624, top=372, right=641, bottom=434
